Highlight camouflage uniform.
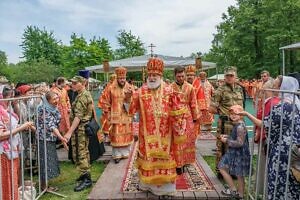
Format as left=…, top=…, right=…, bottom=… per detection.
left=70, top=89, right=93, bottom=174
left=210, top=67, right=244, bottom=172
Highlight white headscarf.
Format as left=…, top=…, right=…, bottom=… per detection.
left=280, top=76, right=300, bottom=111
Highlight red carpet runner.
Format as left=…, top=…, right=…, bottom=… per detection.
left=121, top=142, right=215, bottom=192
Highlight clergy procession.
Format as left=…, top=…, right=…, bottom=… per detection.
left=0, top=55, right=300, bottom=200
left=1, top=0, right=300, bottom=199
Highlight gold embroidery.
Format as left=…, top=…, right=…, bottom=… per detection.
left=138, top=173, right=177, bottom=185
left=136, top=158, right=176, bottom=170
left=169, top=107, right=188, bottom=116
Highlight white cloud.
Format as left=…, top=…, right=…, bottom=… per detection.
left=0, top=0, right=236, bottom=63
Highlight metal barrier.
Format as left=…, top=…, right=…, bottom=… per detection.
left=247, top=89, right=300, bottom=200
left=0, top=95, right=66, bottom=200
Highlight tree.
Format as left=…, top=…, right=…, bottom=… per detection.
left=20, top=26, right=62, bottom=65
left=114, top=30, right=146, bottom=59
left=205, top=0, right=300, bottom=79
left=61, top=34, right=114, bottom=78
left=0, top=50, right=7, bottom=66
left=1, top=58, right=60, bottom=83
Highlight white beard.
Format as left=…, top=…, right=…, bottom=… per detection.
left=147, top=78, right=161, bottom=89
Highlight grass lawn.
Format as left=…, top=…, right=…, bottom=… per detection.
left=38, top=161, right=105, bottom=200
left=202, top=155, right=217, bottom=175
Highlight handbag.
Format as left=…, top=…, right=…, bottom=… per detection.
left=85, top=118, right=100, bottom=137
left=84, top=109, right=105, bottom=163
left=85, top=110, right=100, bottom=137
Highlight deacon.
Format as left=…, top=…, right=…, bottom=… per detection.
left=126, top=57, right=177, bottom=196
left=99, top=67, right=133, bottom=163
left=98, top=74, right=117, bottom=143
left=186, top=65, right=202, bottom=136
left=197, top=71, right=214, bottom=131
left=170, top=67, right=199, bottom=174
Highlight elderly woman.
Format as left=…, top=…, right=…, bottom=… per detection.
left=37, top=91, right=67, bottom=191
left=0, top=86, right=35, bottom=200
left=238, top=76, right=300, bottom=199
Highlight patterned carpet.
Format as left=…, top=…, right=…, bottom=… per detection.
left=121, top=143, right=215, bottom=193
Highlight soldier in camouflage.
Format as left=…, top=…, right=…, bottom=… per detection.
left=64, top=75, right=94, bottom=192
left=209, top=67, right=244, bottom=178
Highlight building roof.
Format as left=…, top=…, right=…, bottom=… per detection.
left=279, top=42, right=300, bottom=50
left=85, top=54, right=216, bottom=73
left=208, top=74, right=225, bottom=80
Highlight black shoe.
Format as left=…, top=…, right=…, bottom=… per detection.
left=76, top=173, right=85, bottom=182
left=114, top=158, right=120, bottom=164
left=176, top=167, right=183, bottom=175
left=74, top=173, right=92, bottom=192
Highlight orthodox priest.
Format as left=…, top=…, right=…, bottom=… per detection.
left=98, top=74, right=117, bottom=143
left=99, top=67, right=133, bottom=163
left=126, top=57, right=177, bottom=196
left=197, top=71, right=214, bottom=130
left=170, top=67, right=199, bottom=174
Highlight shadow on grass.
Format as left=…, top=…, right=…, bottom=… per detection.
left=39, top=161, right=106, bottom=200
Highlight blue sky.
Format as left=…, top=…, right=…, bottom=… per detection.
left=0, top=0, right=236, bottom=64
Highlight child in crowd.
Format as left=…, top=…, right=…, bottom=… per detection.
left=218, top=105, right=250, bottom=199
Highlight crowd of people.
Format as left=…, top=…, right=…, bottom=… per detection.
left=0, top=58, right=299, bottom=199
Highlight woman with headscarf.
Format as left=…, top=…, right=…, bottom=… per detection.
left=37, top=91, right=67, bottom=191
left=0, top=86, right=35, bottom=200
left=238, top=76, right=300, bottom=199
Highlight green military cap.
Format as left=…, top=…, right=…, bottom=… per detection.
left=224, top=66, right=237, bottom=76
left=0, top=76, right=9, bottom=83
left=70, top=75, right=86, bottom=83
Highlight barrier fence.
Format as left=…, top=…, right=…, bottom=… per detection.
left=247, top=89, right=300, bottom=200
left=0, top=95, right=66, bottom=200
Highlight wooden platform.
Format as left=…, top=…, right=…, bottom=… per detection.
left=88, top=147, right=229, bottom=200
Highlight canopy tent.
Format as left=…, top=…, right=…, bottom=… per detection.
left=88, top=77, right=100, bottom=83
left=208, top=74, right=225, bottom=80
left=279, top=42, right=300, bottom=75
left=279, top=42, right=300, bottom=50
left=85, top=54, right=217, bottom=73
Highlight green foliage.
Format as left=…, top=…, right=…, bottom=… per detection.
left=1, top=58, right=60, bottom=83
left=20, top=26, right=62, bottom=65
left=0, top=50, right=7, bottom=66
left=61, top=33, right=114, bottom=78
left=163, top=69, right=174, bottom=81
left=205, top=0, right=300, bottom=79
left=114, top=30, right=147, bottom=59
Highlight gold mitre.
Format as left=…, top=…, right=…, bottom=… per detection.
left=115, top=67, right=127, bottom=78
left=185, top=65, right=196, bottom=75
left=147, top=57, right=164, bottom=76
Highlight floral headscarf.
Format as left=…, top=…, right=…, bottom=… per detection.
left=280, top=76, right=300, bottom=111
